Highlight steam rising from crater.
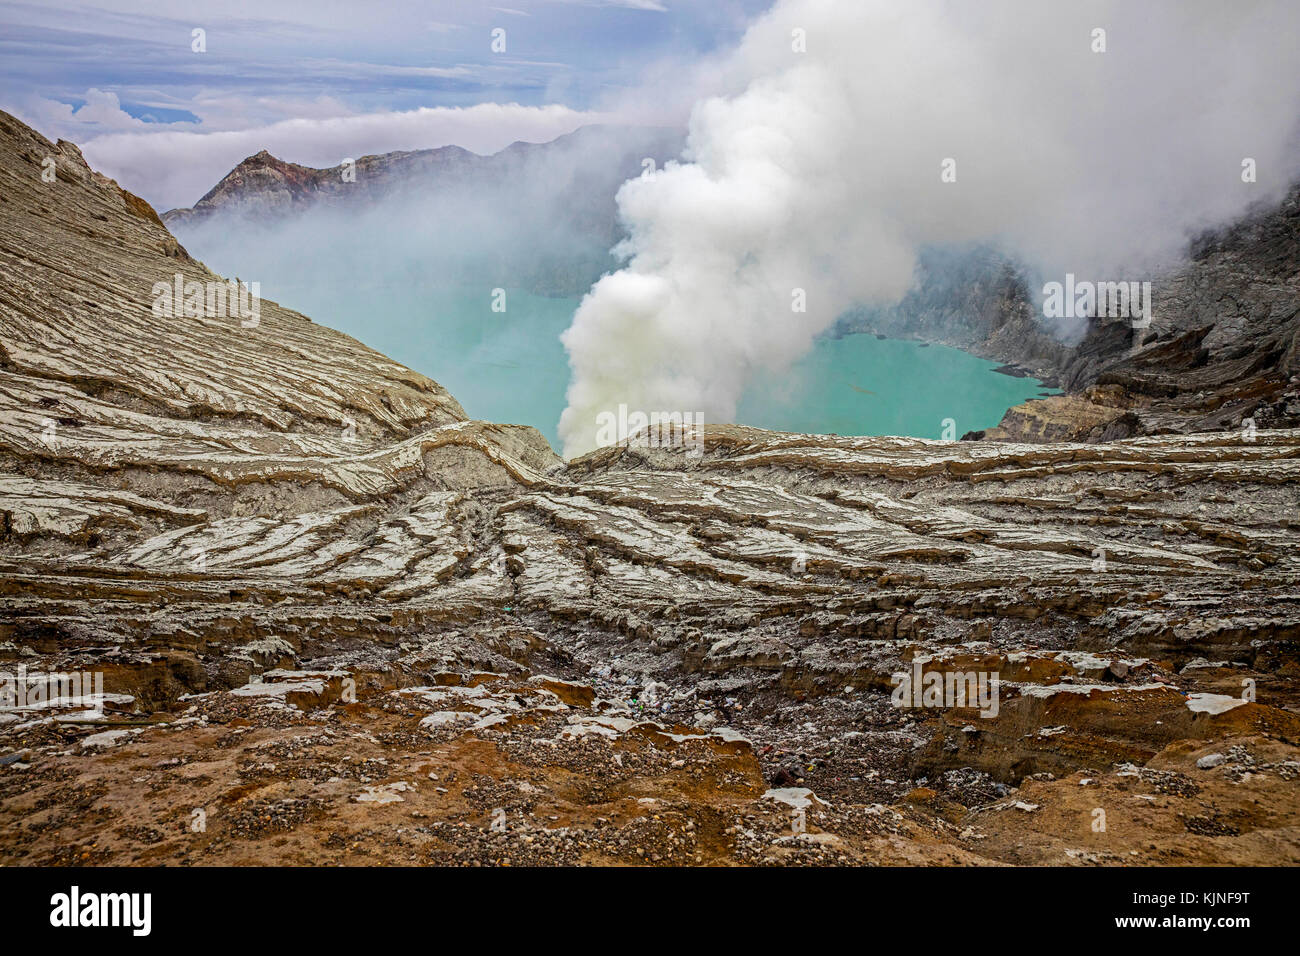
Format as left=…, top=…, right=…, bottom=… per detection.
left=558, top=0, right=1300, bottom=457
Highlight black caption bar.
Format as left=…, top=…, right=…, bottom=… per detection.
left=0, top=866, right=1269, bottom=944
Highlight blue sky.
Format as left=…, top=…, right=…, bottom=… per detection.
left=0, top=0, right=773, bottom=207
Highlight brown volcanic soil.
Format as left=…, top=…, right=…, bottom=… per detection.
left=3, top=671, right=1296, bottom=866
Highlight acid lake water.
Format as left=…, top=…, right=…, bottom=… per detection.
left=250, top=284, right=1055, bottom=454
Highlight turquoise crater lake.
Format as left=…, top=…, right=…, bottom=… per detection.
left=242, top=283, right=1055, bottom=453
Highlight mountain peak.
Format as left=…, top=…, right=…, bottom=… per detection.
left=243, top=148, right=281, bottom=164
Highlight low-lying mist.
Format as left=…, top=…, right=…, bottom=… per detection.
left=173, top=125, right=683, bottom=302
left=169, top=126, right=682, bottom=446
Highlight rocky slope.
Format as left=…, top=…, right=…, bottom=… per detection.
left=1, top=110, right=1298, bottom=866
left=1022, top=188, right=1300, bottom=441
left=841, top=191, right=1300, bottom=444
left=838, top=244, right=1074, bottom=381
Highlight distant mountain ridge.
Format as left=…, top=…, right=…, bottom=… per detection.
left=162, top=125, right=685, bottom=297
left=163, top=142, right=482, bottom=225
left=164, top=125, right=684, bottom=222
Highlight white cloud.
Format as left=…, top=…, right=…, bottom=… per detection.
left=9, top=88, right=149, bottom=137
left=71, top=89, right=148, bottom=129
left=76, top=101, right=615, bottom=209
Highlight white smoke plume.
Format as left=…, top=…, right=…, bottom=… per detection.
left=558, top=0, right=1300, bottom=457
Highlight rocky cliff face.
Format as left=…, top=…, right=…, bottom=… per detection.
left=1033, top=188, right=1300, bottom=440
left=2, top=111, right=1298, bottom=866
left=841, top=192, right=1300, bottom=444
left=838, top=244, right=1075, bottom=382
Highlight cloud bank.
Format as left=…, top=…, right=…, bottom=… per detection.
left=557, top=0, right=1300, bottom=457
left=79, top=102, right=611, bottom=210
